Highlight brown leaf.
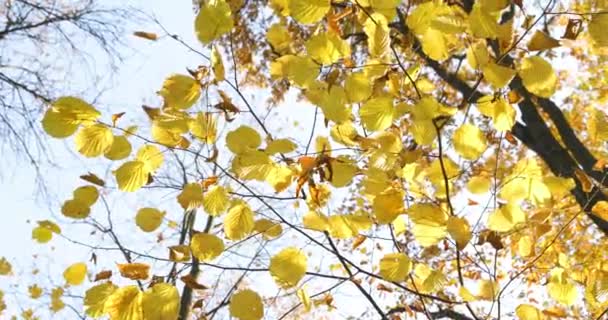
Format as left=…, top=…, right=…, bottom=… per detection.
left=94, top=270, right=112, bottom=282
left=351, top=235, right=367, bottom=250
left=505, top=131, right=518, bottom=145
left=111, top=112, right=126, bottom=127
left=477, top=230, right=504, bottom=250
left=142, top=105, right=161, bottom=120
left=574, top=168, right=593, bottom=192
left=80, top=173, right=105, bottom=187
left=133, top=31, right=158, bottom=41
left=376, top=283, right=393, bottom=292
left=117, top=263, right=150, bottom=280
left=169, top=245, right=191, bottom=262
left=192, top=299, right=204, bottom=309
left=562, top=19, right=582, bottom=40
left=180, top=274, right=208, bottom=290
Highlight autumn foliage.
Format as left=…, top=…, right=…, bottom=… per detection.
left=4, top=0, right=608, bottom=319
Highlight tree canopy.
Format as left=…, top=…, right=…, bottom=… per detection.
left=3, top=0, right=608, bottom=319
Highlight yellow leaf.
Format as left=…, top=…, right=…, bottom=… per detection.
left=543, top=176, right=575, bottom=199
left=459, top=286, right=478, bottom=302
left=158, top=74, right=201, bottom=110
left=103, top=285, right=143, bottom=320
left=306, top=31, right=350, bottom=65
left=42, top=96, right=100, bottom=138
left=487, top=202, right=526, bottom=232
left=467, top=176, right=491, bottom=194
left=453, top=124, right=487, bottom=160
left=64, top=262, right=87, bottom=286
left=476, top=96, right=516, bottom=131
left=482, top=63, right=515, bottom=88
left=265, top=139, right=296, bottom=155
left=270, top=247, right=307, bottom=288
left=420, top=28, right=450, bottom=61
left=177, top=183, right=203, bottom=210
left=135, top=208, right=165, bottom=232
left=136, top=145, right=163, bottom=172
left=189, top=112, right=217, bottom=144
left=211, top=46, right=225, bottom=81
left=266, top=23, right=292, bottom=54
left=190, top=233, right=224, bottom=262
left=360, top=96, right=394, bottom=132
left=476, top=279, right=498, bottom=301
left=51, top=287, right=65, bottom=312
left=372, top=187, right=404, bottom=224
left=363, top=13, right=390, bottom=59
left=104, top=135, right=132, bottom=160
left=254, top=219, right=283, bottom=240
left=73, top=185, right=99, bottom=206
left=113, top=161, right=150, bottom=192
left=75, top=124, right=114, bottom=158
left=195, top=0, right=233, bottom=44
left=117, top=263, right=150, bottom=281
left=467, top=40, right=490, bottom=69
left=518, top=235, right=534, bottom=257
left=469, top=3, right=499, bottom=39
left=32, top=226, right=52, bottom=243
left=592, top=201, right=608, bottom=222
left=330, top=157, right=358, bottom=187
left=226, top=125, right=261, bottom=154
left=447, top=216, right=472, bottom=250
left=303, top=211, right=329, bottom=231
left=142, top=283, right=179, bottom=320
left=589, top=14, right=608, bottom=47
left=316, top=86, right=349, bottom=124
left=344, top=72, right=372, bottom=103
left=28, top=285, right=42, bottom=299
left=85, top=282, right=117, bottom=318
left=0, top=257, right=11, bottom=275
left=61, top=199, right=91, bottom=219
left=232, top=150, right=274, bottom=181
left=224, top=203, right=255, bottom=240
left=288, top=0, right=330, bottom=24
left=229, top=289, right=264, bottom=320
left=516, top=304, right=544, bottom=320
left=168, top=245, right=191, bottom=263
left=327, top=215, right=357, bottom=239
left=406, top=2, right=457, bottom=61
left=203, top=185, right=229, bottom=216
left=271, top=55, right=320, bottom=89
left=408, top=203, right=448, bottom=247
left=517, top=56, right=558, bottom=98
left=296, top=287, right=312, bottom=312
left=413, top=263, right=446, bottom=293
left=527, top=30, right=560, bottom=51
left=32, top=220, right=60, bottom=243
left=379, top=253, right=412, bottom=282
left=547, top=267, right=578, bottom=306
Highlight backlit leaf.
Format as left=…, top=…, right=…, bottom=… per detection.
left=135, top=208, right=165, bottom=232
left=229, top=289, right=264, bottom=320
left=224, top=203, right=255, bottom=240
left=190, top=232, right=224, bottom=262
left=269, top=247, right=307, bottom=288
left=64, top=262, right=87, bottom=286
left=379, top=253, right=412, bottom=282
left=195, top=0, right=233, bottom=44
left=518, top=56, right=558, bottom=98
